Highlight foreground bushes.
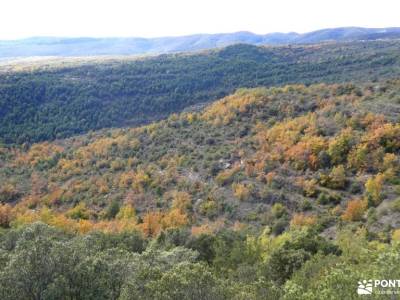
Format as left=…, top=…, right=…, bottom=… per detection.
left=1, top=223, right=398, bottom=299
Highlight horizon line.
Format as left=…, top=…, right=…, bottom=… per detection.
left=1, top=26, right=400, bottom=42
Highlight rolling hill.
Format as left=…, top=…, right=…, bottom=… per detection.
left=0, top=79, right=399, bottom=299
left=1, top=40, right=400, bottom=144
left=1, top=80, right=399, bottom=225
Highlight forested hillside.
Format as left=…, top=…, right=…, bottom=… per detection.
left=1, top=40, right=400, bottom=144
left=0, top=80, right=399, bottom=299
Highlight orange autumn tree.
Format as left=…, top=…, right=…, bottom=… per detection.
left=286, top=136, right=327, bottom=170
left=139, top=208, right=189, bottom=237
left=254, top=113, right=319, bottom=166
left=0, top=204, right=13, bottom=228
left=342, top=199, right=367, bottom=221
left=140, top=212, right=163, bottom=237
left=162, top=208, right=188, bottom=229
left=290, top=213, right=317, bottom=228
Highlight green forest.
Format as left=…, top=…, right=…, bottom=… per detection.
left=1, top=40, right=400, bottom=144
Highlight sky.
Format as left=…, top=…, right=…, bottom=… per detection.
left=1, top=0, right=400, bottom=40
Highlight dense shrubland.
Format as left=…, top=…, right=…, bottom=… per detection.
left=0, top=80, right=399, bottom=299
left=0, top=80, right=399, bottom=234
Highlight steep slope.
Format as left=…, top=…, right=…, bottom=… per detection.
left=1, top=40, right=400, bottom=144
left=1, top=27, right=400, bottom=59
left=0, top=80, right=399, bottom=236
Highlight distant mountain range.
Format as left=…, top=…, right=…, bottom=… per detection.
left=1, top=27, right=400, bottom=60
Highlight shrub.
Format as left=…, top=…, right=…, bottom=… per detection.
left=300, top=199, right=312, bottom=211
left=317, top=192, right=341, bottom=205
left=215, top=166, right=240, bottom=186
left=116, top=204, right=136, bottom=220
left=365, top=173, right=385, bottom=206
left=104, top=200, right=121, bottom=220
left=66, top=203, right=90, bottom=220
left=199, top=198, right=218, bottom=218
left=327, top=165, right=346, bottom=189
left=0, top=184, right=20, bottom=203
left=327, top=128, right=354, bottom=165
left=349, top=181, right=362, bottom=194
left=272, top=203, right=287, bottom=219
left=391, top=198, right=400, bottom=212
left=302, top=179, right=318, bottom=197
left=392, top=229, right=400, bottom=242
left=232, top=183, right=251, bottom=201
left=171, top=191, right=192, bottom=211
left=272, top=218, right=288, bottom=235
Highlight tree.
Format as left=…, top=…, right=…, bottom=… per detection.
left=187, top=234, right=216, bottom=264
left=104, top=200, right=121, bottom=220
left=290, top=214, right=317, bottom=229
left=0, top=223, right=61, bottom=300
left=0, top=184, right=20, bottom=203
left=66, top=203, right=90, bottom=220
left=146, top=262, right=226, bottom=300
left=267, top=247, right=311, bottom=285
left=347, top=144, right=369, bottom=172
left=140, top=212, right=163, bottom=237
left=365, top=173, right=385, bottom=206
left=298, top=179, right=318, bottom=197
left=327, top=128, right=354, bottom=165
left=271, top=203, right=287, bottom=219
left=116, top=204, right=136, bottom=221
left=0, top=204, right=13, bottom=228
left=171, top=191, right=192, bottom=212
left=162, top=209, right=188, bottom=229
left=328, top=165, right=346, bottom=189
left=342, top=199, right=367, bottom=221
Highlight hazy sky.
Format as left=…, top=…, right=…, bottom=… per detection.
left=1, top=0, right=399, bottom=39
